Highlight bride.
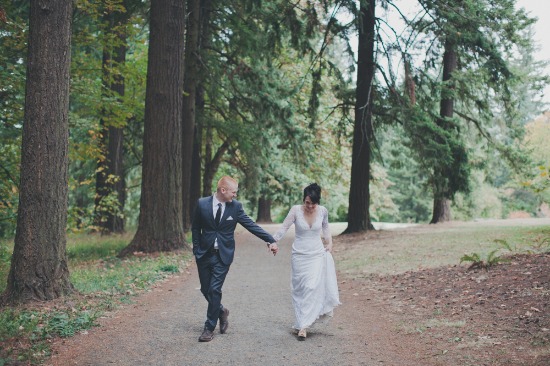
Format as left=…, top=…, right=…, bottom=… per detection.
left=273, top=183, right=340, bottom=340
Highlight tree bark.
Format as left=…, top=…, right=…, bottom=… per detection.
left=404, top=58, right=416, bottom=105
left=119, top=0, right=187, bottom=257
left=256, top=197, right=273, bottom=223
left=430, top=39, right=457, bottom=224
left=203, top=138, right=230, bottom=197
left=190, top=123, right=202, bottom=218
left=344, top=0, right=376, bottom=233
left=189, top=0, right=213, bottom=221
left=431, top=198, right=451, bottom=223
left=182, top=0, right=201, bottom=231
left=2, top=0, right=74, bottom=304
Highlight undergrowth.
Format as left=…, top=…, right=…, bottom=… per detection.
left=460, top=228, right=550, bottom=270
left=460, top=239, right=513, bottom=270
left=0, top=233, right=191, bottom=365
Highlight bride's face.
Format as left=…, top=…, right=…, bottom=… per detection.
left=303, top=196, right=317, bottom=213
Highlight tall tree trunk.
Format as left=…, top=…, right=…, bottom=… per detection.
left=202, top=126, right=214, bottom=196
left=119, top=0, right=187, bottom=257
left=190, top=123, right=202, bottom=217
left=431, top=198, right=451, bottom=223
left=256, top=197, right=273, bottom=223
left=2, top=0, right=74, bottom=304
left=95, top=44, right=109, bottom=229
left=404, top=57, right=416, bottom=105
left=94, top=7, right=128, bottom=234
left=203, top=138, right=230, bottom=196
left=430, top=39, right=457, bottom=224
left=182, top=0, right=201, bottom=231
left=344, top=0, right=376, bottom=234
left=189, top=0, right=212, bottom=219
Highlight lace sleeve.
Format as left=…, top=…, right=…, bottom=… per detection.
left=273, top=206, right=297, bottom=241
left=321, top=206, right=332, bottom=245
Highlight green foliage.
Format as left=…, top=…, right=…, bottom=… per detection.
left=0, top=241, right=11, bottom=294
left=501, top=188, right=540, bottom=217
left=460, top=238, right=515, bottom=270
left=66, top=234, right=128, bottom=261
left=62, top=233, right=188, bottom=294
left=67, top=1, right=148, bottom=232
left=43, top=311, right=98, bottom=338
left=0, top=0, right=546, bottom=249
left=196, top=0, right=356, bottom=222
left=70, top=250, right=187, bottom=295
left=528, top=233, right=550, bottom=253
left=460, top=248, right=507, bottom=270
left=393, top=0, right=543, bottom=214
left=376, top=124, right=432, bottom=223
left=529, top=165, right=550, bottom=194
left=0, top=306, right=98, bottom=363
left=450, top=170, right=506, bottom=220
left=158, top=264, right=179, bottom=273
left=0, top=3, right=28, bottom=239
left=523, top=116, right=550, bottom=202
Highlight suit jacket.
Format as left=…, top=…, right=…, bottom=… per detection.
left=191, top=196, right=275, bottom=265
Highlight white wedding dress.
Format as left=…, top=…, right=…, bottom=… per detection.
left=273, top=205, right=340, bottom=330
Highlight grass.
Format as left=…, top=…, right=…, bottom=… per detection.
left=0, top=240, right=11, bottom=295
left=0, top=232, right=192, bottom=365
left=404, top=318, right=466, bottom=335
left=335, top=221, right=550, bottom=276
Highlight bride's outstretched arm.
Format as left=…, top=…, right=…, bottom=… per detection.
left=272, top=205, right=297, bottom=241
left=321, top=207, right=333, bottom=252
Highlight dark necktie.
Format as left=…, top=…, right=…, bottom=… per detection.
left=215, top=203, right=222, bottom=226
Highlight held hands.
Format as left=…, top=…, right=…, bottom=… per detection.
left=268, top=242, right=279, bottom=256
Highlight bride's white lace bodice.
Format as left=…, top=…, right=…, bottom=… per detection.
left=273, top=205, right=332, bottom=255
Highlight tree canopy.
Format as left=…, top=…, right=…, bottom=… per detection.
left=0, top=0, right=547, bottom=242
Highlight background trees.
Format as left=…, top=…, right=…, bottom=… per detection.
left=402, top=0, right=540, bottom=223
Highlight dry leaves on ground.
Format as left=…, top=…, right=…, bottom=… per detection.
left=371, top=253, right=550, bottom=365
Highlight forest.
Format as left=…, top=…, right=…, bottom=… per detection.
left=0, top=0, right=549, bottom=304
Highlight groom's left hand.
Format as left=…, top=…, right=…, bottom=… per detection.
left=268, top=243, right=279, bottom=256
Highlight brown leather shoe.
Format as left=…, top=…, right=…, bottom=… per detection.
left=198, top=328, right=214, bottom=342
left=219, top=307, right=229, bottom=334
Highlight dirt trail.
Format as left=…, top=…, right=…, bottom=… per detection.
left=48, top=224, right=431, bottom=366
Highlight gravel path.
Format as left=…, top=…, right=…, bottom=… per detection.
left=48, top=224, right=428, bottom=366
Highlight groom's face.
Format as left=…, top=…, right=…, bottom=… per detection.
left=220, top=183, right=238, bottom=203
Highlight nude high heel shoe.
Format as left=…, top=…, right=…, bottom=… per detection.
left=298, top=328, right=306, bottom=341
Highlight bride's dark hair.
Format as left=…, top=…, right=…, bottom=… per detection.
left=303, top=183, right=321, bottom=204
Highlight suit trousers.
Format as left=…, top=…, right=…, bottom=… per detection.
left=196, top=251, right=231, bottom=331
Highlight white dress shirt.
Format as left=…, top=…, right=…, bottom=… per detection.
left=212, top=195, right=226, bottom=249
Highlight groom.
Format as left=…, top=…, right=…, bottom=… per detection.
left=191, top=175, right=278, bottom=342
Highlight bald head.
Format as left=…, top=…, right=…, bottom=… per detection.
left=217, top=176, right=238, bottom=190
left=216, top=176, right=239, bottom=203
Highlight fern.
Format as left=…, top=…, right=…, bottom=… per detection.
left=460, top=248, right=509, bottom=271
left=460, top=253, right=481, bottom=264
left=494, top=239, right=514, bottom=252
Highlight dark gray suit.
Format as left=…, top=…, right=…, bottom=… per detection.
left=191, top=196, right=275, bottom=331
